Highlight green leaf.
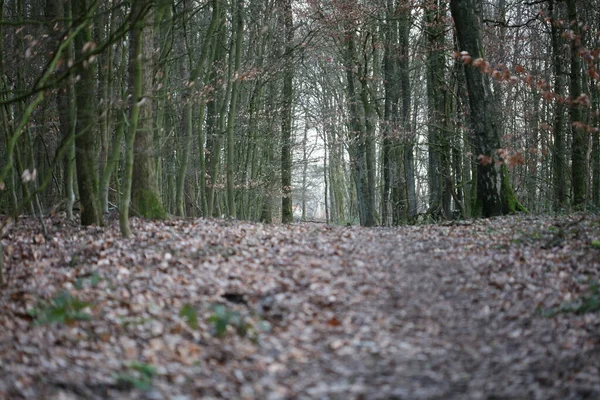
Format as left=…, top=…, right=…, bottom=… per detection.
left=115, top=363, right=156, bottom=391
left=257, top=320, right=271, bottom=333
left=74, top=278, right=84, bottom=290
left=115, top=374, right=153, bottom=391
left=90, top=271, right=102, bottom=287
left=30, top=291, right=91, bottom=326
left=68, top=256, right=78, bottom=268
left=208, top=304, right=232, bottom=337
left=179, top=304, right=198, bottom=330
left=592, top=240, right=600, bottom=249
left=541, top=283, right=600, bottom=316
left=74, top=271, right=102, bottom=290
left=128, top=362, right=156, bottom=379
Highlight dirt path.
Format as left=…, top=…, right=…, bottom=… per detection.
left=1, top=215, right=599, bottom=399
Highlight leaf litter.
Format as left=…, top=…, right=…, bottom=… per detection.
left=0, top=214, right=599, bottom=399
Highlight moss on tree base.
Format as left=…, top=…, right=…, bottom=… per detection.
left=132, top=189, right=167, bottom=219
left=500, top=165, right=528, bottom=214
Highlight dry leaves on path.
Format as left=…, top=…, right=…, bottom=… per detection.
left=1, top=214, right=599, bottom=399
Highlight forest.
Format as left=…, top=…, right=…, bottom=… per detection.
left=0, top=0, right=597, bottom=228
left=0, top=0, right=600, bottom=398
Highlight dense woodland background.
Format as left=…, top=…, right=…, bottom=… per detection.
left=0, top=0, right=599, bottom=233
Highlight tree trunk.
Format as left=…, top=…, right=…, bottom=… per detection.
left=280, top=0, right=294, bottom=224
left=450, top=0, right=503, bottom=217
left=425, top=0, right=451, bottom=219
left=302, top=116, right=309, bottom=221
left=566, top=0, right=587, bottom=208
left=549, top=0, right=567, bottom=211
left=73, top=0, right=101, bottom=226
left=176, top=0, right=220, bottom=217
left=225, top=0, right=244, bottom=219
left=99, top=8, right=127, bottom=215
left=344, top=25, right=369, bottom=226
left=48, top=0, right=76, bottom=220
left=359, top=53, right=376, bottom=227
left=592, top=56, right=600, bottom=208
left=131, top=5, right=166, bottom=219
left=120, top=0, right=148, bottom=237
left=399, top=5, right=414, bottom=222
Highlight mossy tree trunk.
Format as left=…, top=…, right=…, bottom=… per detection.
left=450, top=0, right=503, bottom=218
left=96, top=4, right=111, bottom=214
left=120, top=0, right=149, bottom=238
left=131, top=4, right=166, bottom=219
left=73, top=0, right=101, bottom=226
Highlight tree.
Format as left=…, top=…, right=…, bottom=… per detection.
left=130, top=2, right=166, bottom=219
left=397, top=4, right=415, bottom=223
left=450, top=0, right=504, bottom=217
left=73, top=0, right=101, bottom=226
left=225, top=0, right=244, bottom=219
left=566, top=0, right=587, bottom=208
left=340, top=4, right=376, bottom=227
left=280, top=0, right=294, bottom=223
left=176, top=0, right=220, bottom=217
left=425, top=0, right=451, bottom=219
left=549, top=0, right=567, bottom=211
left=120, top=0, right=150, bottom=238
left=3, top=0, right=598, bottom=227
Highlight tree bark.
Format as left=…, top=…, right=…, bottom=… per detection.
left=280, top=0, right=294, bottom=224
left=73, top=0, right=101, bottom=226
left=344, top=24, right=369, bottom=226
left=566, top=0, right=587, bottom=208
left=176, top=0, right=219, bottom=217
left=120, top=0, right=148, bottom=237
left=592, top=55, right=600, bottom=208
left=549, top=0, right=567, bottom=210
left=359, top=44, right=376, bottom=227
left=131, top=5, right=166, bottom=219
left=225, top=0, right=244, bottom=218
left=425, top=0, right=451, bottom=219
left=450, top=0, right=503, bottom=217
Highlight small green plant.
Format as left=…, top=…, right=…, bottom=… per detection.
left=118, top=316, right=152, bottom=328
left=115, top=362, right=156, bottom=391
left=540, top=283, right=600, bottom=317
left=207, top=304, right=251, bottom=338
left=179, top=304, right=198, bottom=330
left=74, top=271, right=103, bottom=290
left=68, top=255, right=79, bottom=268
left=28, top=291, right=92, bottom=326
left=592, top=240, right=600, bottom=249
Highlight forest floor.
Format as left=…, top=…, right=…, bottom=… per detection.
left=1, top=214, right=600, bottom=399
